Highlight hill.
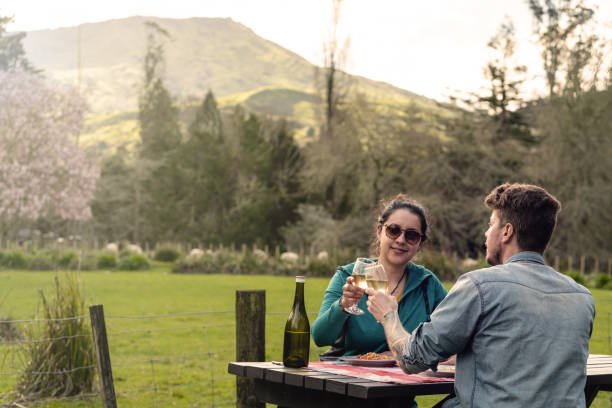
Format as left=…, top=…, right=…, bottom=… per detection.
left=21, top=16, right=444, bottom=153
left=22, top=16, right=430, bottom=112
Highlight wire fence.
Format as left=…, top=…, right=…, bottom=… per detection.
left=0, top=307, right=324, bottom=407
left=2, top=296, right=611, bottom=407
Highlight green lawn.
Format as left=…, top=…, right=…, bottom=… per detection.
left=0, top=264, right=611, bottom=407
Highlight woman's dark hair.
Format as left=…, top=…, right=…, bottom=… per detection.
left=371, top=194, right=429, bottom=255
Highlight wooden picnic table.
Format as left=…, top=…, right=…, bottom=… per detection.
left=228, top=354, right=612, bottom=407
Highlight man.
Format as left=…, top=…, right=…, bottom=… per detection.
left=366, top=183, right=595, bottom=407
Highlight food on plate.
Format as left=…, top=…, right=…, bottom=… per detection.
left=355, top=352, right=392, bottom=360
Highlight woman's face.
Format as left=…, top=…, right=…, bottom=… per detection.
left=377, top=208, right=423, bottom=268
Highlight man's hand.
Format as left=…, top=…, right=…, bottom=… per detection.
left=340, top=276, right=366, bottom=309
left=365, top=288, right=398, bottom=322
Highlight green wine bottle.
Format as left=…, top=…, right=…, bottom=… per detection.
left=283, top=275, right=310, bottom=367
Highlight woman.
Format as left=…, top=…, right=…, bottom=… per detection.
left=311, top=194, right=447, bottom=357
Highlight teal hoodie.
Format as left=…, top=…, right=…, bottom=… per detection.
left=312, top=260, right=447, bottom=356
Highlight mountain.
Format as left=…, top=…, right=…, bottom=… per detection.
left=21, top=16, right=442, bottom=152
left=23, top=16, right=430, bottom=111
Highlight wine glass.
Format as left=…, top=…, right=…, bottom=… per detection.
left=344, top=258, right=375, bottom=315
left=365, top=264, right=388, bottom=293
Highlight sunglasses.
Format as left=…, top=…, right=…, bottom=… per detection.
left=383, top=223, right=424, bottom=244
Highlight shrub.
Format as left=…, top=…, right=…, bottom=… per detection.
left=0, top=312, right=22, bottom=341
left=97, top=253, right=117, bottom=269
left=414, top=251, right=459, bottom=282
left=307, top=258, right=335, bottom=277
left=595, top=274, right=611, bottom=289
left=566, top=271, right=586, bottom=285
left=78, top=255, right=98, bottom=271
left=28, top=252, right=56, bottom=270
left=3, top=251, right=28, bottom=269
left=154, top=247, right=181, bottom=262
left=172, top=248, right=337, bottom=277
left=15, top=273, right=95, bottom=402
left=57, top=252, right=78, bottom=269
left=118, top=254, right=151, bottom=270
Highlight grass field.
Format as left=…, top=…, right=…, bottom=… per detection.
left=1, top=263, right=611, bottom=407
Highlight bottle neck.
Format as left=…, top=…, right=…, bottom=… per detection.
left=293, top=282, right=304, bottom=307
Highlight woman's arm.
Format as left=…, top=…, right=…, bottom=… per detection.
left=311, top=270, right=351, bottom=346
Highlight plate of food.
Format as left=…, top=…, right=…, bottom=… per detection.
left=341, top=352, right=397, bottom=367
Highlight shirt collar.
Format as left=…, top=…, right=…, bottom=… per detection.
left=504, top=251, right=545, bottom=265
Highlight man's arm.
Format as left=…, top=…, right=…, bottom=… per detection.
left=367, top=275, right=483, bottom=373
left=381, top=309, right=430, bottom=373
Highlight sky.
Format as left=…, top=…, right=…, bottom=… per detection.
left=2, top=0, right=611, bottom=101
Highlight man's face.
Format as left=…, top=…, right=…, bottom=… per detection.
left=484, top=210, right=503, bottom=266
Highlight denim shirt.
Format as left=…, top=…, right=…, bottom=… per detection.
left=403, top=252, right=595, bottom=408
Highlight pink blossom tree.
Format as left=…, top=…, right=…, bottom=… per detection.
left=0, top=70, right=99, bottom=227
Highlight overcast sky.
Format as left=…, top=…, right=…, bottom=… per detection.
left=2, top=0, right=611, bottom=101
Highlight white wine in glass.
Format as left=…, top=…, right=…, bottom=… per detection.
left=365, top=264, right=388, bottom=293
left=366, top=279, right=389, bottom=293
left=344, top=258, right=375, bottom=315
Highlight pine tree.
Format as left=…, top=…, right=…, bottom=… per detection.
left=137, top=21, right=183, bottom=243
left=178, top=90, right=233, bottom=243
left=0, top=15, right=36, bottom=72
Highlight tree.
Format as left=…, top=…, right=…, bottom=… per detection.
left=90, top=148, right=139, bottom=242
left=528, top=0, right=596, bottom=98
left=176, top=90, right=233, bottom=243
left=318, top=0, right=351, bottom=142
left=300, top=0, right=359, bottom=218
left=139, top=21, right=181, bottom=159
left=0, top=70, right=98, bottom=238
left=531, top=80, right=612, bottom=259
left=136, top=21, right=183, bottom=243
left=527, top=1, right=611, bottom=258
left=479, top=17, right=530, bottom=141
left=0, top=15, right=36, bottom=72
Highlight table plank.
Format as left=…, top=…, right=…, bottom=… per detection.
left=245, top=362, right=277, bottom=379
left=305, top=373, right=342, bottom=390
left=263, top=366, right=309, bottom=383
left=326, top=377, right=382, bottom=395
left=348, top=381, right=453, bottom=399
left=284, top=370, right=331, bottom=387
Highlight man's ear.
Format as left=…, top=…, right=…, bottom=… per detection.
left=501, top=223, right=514, bottom=244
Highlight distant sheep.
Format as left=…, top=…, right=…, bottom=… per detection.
left=189, top=248, right=205, bottom=259
left=462, top=258, right=478, bottom=267
left=316, top=251, right=329, bottom=261
left=127, top=244, right=143, bottom=254
left=280, top=252, right=299, bottom=263
left=106, top=243, right=118, bottom=253
left=253, top=249, right=268, bottom=260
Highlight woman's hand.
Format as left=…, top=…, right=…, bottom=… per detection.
left=340, top=276, right=366, bottom=309
left=365, top=288, right=398, bottom=322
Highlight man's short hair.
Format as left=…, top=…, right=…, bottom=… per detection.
left=484, top=183, right=562, bottom=253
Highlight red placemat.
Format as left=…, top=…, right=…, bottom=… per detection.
left=308, top=361, right=454, bottom=384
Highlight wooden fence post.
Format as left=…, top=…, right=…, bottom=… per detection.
left=89, top=305, right=117, bottom=408
left=554, top=256, right=560, bottom=272
left=235, top=290, right=265, bottom=408
left=580, top=255, right=586, bottom=275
